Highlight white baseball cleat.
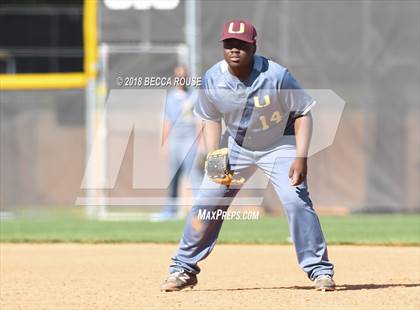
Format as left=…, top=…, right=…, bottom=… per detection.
left=161, top=270, right=198, bottom=292
left=314, top=274, right=336, bottom=291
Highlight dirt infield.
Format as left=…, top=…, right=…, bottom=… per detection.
left=0, top=244, right=419, bottom=310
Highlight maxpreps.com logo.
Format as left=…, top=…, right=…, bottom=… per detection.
left=197, top=209, right=260, bottom=221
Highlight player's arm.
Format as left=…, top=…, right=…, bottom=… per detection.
left=294, top=112, right=312, bottom=158
left=202, top=119, right=240, bottom=186
left=289, top=112, right=313, bottom=186
left=201, top=119, right=221, bottom=152
left=195, top=120, right=206, bottom=152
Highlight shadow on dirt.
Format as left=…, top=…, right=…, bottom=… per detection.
left=188, top=283, right=420, bottom=292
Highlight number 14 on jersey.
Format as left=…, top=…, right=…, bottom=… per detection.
left=259, top=111, right=282, bottom=130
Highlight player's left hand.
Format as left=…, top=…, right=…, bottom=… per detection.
left=288, top=158, right=307, bottom=186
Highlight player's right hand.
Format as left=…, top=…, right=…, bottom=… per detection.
left=288, top=158, right=307, bottom=186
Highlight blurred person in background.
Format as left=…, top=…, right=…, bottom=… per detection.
left=154, top=65, right=204, bottom=220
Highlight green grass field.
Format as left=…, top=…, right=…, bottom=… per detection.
left=0, top=212, right=419, bottom=245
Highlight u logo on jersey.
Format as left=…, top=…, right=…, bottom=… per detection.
left=228, top=22, right=245, bottom=34
left=253, top=95, right=271, bottom=108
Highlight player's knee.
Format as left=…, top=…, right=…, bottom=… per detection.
left=281, top=190, right=313, bottom=214
left=284, top=185, right=311, bottom=202
left=191, top=215, right=204, bottom=232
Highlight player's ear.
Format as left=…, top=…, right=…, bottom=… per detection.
left=253, top=44, right=257, bottom=54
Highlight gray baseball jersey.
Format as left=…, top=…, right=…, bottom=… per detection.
left=194, top=55, right=315, bottom=150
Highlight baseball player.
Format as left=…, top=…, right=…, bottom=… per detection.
left=161, top=20, right=335, bottom=291
left=156, top=65, right=204, bottom=220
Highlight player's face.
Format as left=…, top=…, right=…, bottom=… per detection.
left=223, top=39, right=255, bottom=69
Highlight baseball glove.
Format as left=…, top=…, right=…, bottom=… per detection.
left=204, top=148, right=245, bottom=185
